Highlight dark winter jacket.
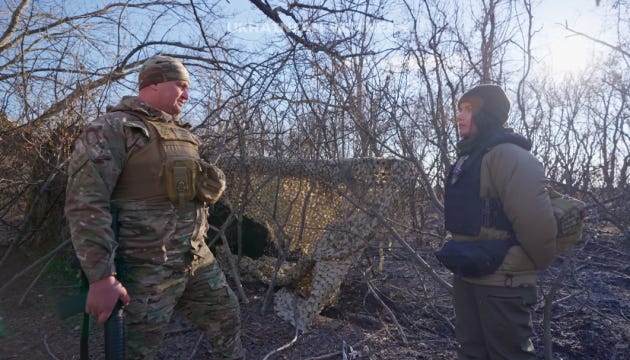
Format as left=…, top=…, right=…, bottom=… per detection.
left=446, top=130, right=557, bottom=287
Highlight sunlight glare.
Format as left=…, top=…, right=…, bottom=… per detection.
left=545, top=35, right=594, bottom=77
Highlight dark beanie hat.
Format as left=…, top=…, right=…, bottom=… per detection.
left=458, top=84, right=510, bottom=129
left=138, top=55, right=189, bottom=89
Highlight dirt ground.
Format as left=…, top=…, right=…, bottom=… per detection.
left=1, top=222, right=629, bottom=360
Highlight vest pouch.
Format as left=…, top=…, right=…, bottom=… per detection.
left=195, top=161, right=226, bottom=204
left=435, top=238, right=516, bottom=277
left=165, top=159, right=197, bottom=205
left=548, top=187, right=587, bottom=252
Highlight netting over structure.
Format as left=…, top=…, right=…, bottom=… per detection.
left=217, top=157, right=417, bottom=331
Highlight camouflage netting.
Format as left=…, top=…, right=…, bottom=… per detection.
left=216, top=157, right=417, bottom=332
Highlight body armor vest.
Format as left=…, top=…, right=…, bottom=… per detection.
left=112, top=113, right=200, bottom=204
left=444, top=130, right=531, bottom=236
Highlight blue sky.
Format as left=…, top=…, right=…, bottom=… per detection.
left=221, top=0, right=616, bottom=75
left=533, top=0, right=616, bottom=74
left=63, top=0, right=617, bottom=78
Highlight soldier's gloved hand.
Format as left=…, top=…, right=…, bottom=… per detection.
left=86, top=275, right=131, bottom=324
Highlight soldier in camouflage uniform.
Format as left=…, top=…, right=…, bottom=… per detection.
left=65, top=55, right=245, bottom=359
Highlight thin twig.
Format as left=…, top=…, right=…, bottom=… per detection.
left=0, top=158, right=67, bottom=268
left=552, top=288, right=588, bottom=306
left=363, top=267, right=408, bottom=345
left=219, top=229, right=248, bottom=303
left=330, top=186, right=453, bottom=294
left=43, top=335, right=61, bottom=360
left=261, top=182, right=314, bottom=315
left=188, top=332, right=205, bottom=359
left=303, top=329, right=387, bottom=360
left=543, top=249, right=574, bottom=360
left=262, top=326, right=300, bottom=360
left=305, top=350, right=342, bottom=360
left=0, top=239, right=70, bottom=294
left=18, top=251, right=58, bottom=306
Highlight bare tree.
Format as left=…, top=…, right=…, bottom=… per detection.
left=0, top=0, right=628, bottom=357
left=0, top=0, right=249, bottom=253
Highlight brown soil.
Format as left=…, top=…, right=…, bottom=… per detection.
left=1, top=224, right=629, bottom=360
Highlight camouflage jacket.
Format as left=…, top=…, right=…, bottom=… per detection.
left=65, top=97, right=212, bottom=283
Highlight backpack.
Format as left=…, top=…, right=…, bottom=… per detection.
left=548, top=187, right=587, bottom=252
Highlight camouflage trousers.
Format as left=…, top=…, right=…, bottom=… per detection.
left=119, top=256, right=244, bottom=359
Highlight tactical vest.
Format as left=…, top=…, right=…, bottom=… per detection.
left=444, top=130, right=531, bottom=236
left=112, top=112, right=200, bottom=204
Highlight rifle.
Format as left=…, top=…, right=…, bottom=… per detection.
left=57, top=269, right=126, bottom=360
left=105, top=300, right=126, bottom=360
left=57, top=208, right=125, bottom=360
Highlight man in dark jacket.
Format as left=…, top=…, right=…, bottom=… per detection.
left=442, top=84, right=557, bottom=359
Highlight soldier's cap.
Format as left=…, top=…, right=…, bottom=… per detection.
left=138, top=55, right=189, bottom=89
left=458, top=84, right=510, bottom=129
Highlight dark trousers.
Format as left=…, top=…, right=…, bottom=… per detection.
left=454, top=276, right=537, bottom=360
